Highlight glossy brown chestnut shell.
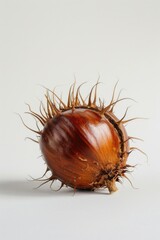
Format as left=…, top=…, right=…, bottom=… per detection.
left=24, top=82, right=135, bottom=193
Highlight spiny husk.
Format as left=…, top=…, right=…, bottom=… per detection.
left=23, top=82, right=144, bottom=193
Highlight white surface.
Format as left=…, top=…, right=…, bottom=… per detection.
left=0, top=0, right=160, bottom=239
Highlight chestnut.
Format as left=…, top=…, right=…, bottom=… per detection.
left=24, top=82, right=139, bottom=193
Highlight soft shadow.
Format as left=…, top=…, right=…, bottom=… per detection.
left=0, top=180, right=110, bottom=197
left=0, top=180, right=74, bottom=197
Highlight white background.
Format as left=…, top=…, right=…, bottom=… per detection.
left=0, top=0, right=160, bottom=239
